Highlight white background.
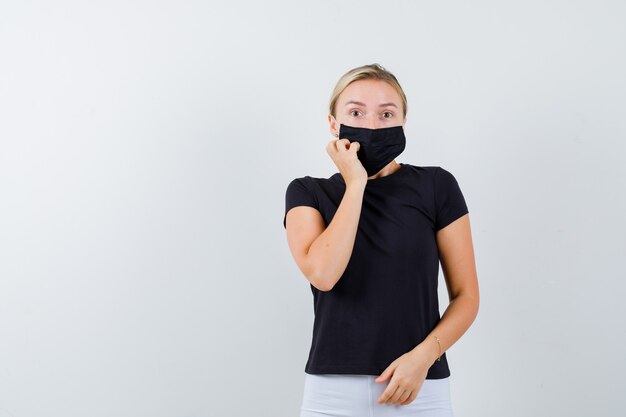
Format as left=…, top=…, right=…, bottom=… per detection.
left=1, top=1, right=624, bottom=416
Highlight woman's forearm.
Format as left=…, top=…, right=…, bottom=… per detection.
left=411, top=293, right=479, bottom=365
left=307, top=183, right=366, bottom=291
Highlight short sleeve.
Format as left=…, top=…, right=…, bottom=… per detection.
left=434, top=166, right=469, bottom=231
left=283, top=177, right=319, bottom=229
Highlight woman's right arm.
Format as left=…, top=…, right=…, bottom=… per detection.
left=285, top=182, right=365, bottom=292
left=285, top=138, right=367, bottom=292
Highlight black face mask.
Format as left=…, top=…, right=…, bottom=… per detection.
left=338, top=123, right=406, bottom=176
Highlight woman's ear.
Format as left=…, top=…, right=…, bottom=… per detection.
left=328, top=114, right=339, bottom=137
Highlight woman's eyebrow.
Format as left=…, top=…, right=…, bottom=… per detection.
left=344, top=100, right=398, bottom=108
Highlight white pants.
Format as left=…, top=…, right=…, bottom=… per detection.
left=300, top=373, right=454, bottom=417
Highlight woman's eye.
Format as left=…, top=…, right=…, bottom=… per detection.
left=383, top=112, right=393, bottom=118
left=350, top=110, right=361, bottom=117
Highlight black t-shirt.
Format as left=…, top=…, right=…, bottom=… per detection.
left=282, top=163, right=469, bottom=378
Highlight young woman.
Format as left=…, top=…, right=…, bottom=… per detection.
left=283, top=63, right=479, bottom=417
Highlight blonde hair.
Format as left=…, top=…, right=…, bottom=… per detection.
left=329, top=63, right=408, bottom=120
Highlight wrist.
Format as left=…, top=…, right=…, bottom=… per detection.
left=345, top=181, right=366, bottom=192
left=414, top=335, right=442, bottom=365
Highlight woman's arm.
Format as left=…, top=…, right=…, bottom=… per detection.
left=285, top=182, right=366, bottom=292
left=411, top=213, right=480, bottom=363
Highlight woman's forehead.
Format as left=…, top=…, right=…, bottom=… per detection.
left=340, top=80, right=402, bottom=106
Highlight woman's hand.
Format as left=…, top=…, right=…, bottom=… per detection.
left=326, top=138, right=367, bottom=188
left=374, top=348, right=432, bottom=406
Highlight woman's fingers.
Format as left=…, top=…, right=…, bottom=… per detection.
left=335, top=138, right=350, bottom=153
left=326, top=138, right=346, bottom=155
left=326, top=138, right=367, bottom=186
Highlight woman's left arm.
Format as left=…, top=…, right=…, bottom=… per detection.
left=413, top=212, right=480, bottom=364
left=375, top=213, right=479, bottom=405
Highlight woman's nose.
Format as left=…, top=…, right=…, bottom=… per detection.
left=365, top=118, right=383, bottom=129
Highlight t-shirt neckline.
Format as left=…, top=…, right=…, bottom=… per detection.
left=332, top=163, right=408, bottom=185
